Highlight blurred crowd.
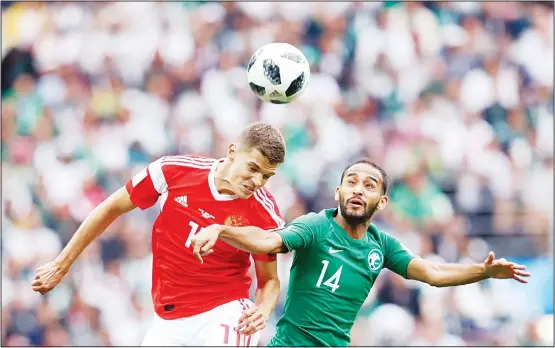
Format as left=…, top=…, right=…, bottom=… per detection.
left=1, top=1, right=553, bottom=346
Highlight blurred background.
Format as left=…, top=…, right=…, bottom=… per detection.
left=1, top=1, right=553, bottom=346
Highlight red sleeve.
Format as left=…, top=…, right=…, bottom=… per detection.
left=125, top=158, right=166, bottom=210
left=251, top=187, right=285, bottom=263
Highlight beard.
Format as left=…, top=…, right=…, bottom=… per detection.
left=338, top=194, right=379, bottom=227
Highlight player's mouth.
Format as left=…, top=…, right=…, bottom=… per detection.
left=242, top=185, right=255, bottom=195
left=348, top=198, right=365, bottom=207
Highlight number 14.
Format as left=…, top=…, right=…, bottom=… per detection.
left=316, top=260, right=343, bottom=293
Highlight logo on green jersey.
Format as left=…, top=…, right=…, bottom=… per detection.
left=368, top=249, right=384, bottom=272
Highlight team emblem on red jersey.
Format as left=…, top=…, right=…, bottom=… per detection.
left=225, top=215, right=250, bottom=227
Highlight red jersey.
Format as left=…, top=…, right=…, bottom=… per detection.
left=125, top=155, right=284, bottom=319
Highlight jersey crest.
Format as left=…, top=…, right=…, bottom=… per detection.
left=367, top=249, right=384, bottom=272
left=224, top=215, right=250, bottom=227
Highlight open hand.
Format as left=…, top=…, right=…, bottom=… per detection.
left=237, top=306, right=268, bottom=336
left=483, top=251, right=531, bottom=283
left=31, top=260, right=68, bottom=295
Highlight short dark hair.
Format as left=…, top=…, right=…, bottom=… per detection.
left=340, top=158, right=390, bottom=195
left=238, top=122, right=286, bottom=164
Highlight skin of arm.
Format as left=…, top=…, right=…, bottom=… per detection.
left=32, top=187, right=137, bottom=294
left=253, top=260, right=280, bottom=317
left=56, top=187, right=137, bottom=271
left=236, top=260, right=281, bottom=335
left=406, top=258, right=488, bottom=287
left=406, top=252, right=530, bottom=287
left=217, top=225, right=287, bottom=255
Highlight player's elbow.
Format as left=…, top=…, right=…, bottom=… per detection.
left=257, top=275, right=280, bottom=290
left=423, top=263, right=444, bottom=287
left=103, top=187, right=136, bottom=216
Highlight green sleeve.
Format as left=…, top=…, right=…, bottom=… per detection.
left=383, top=233, right=417, bottom=279
left=276, top=213, right=321, bottom=252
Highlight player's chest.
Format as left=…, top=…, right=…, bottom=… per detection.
left=164, top=186, right=251, bottom=227
left=302, top=238, right=384, bottom=295
left=161, top=185, right=256, bottom=254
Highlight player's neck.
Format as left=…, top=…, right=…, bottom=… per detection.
left=333, top=214, right=370, bottom=240
left=213, top=159, right=236, bottom=195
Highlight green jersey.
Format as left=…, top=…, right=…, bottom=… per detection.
left=268, top=209, right=416, bottom=347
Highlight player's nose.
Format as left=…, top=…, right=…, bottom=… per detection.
left=251, top=174, right=262, bottom=188
left=352, top=185, right=363, bottom=196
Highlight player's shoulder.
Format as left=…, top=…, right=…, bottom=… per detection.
left=367, top=224, right=399, bottom=246
left=250, top=186, right=285, bottom=228
left=289, top=209, right=329, bottom=227
left=158, top=155, right=216, bottom=171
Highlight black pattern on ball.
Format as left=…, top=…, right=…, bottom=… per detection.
left=285, top=72, right=305, bottom=97
left=247, top=49, right=263, bottom=72
left=270, top=100, right=287, bottom=104
left=249, top=82, right=265, bottom=96
left=263, top=59, right=281, bottom=85
left=280, top=52, right=304, bottom=64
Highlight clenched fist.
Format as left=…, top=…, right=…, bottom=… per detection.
left=31, top=261, right=68, bottom=295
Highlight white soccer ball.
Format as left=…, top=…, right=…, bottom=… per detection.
left=247, top=43, right=310, bottom=104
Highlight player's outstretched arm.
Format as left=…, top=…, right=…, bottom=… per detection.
left=406, top=251, right=531, bottom=287
left=31, top=187, right=137, bottom=295
left=191, top=225, right=286, bottom=263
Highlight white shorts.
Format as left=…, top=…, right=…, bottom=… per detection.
left=141, top=298, right=261, bottom=346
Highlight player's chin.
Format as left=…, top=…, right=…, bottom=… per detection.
left=346, top=207, right=365, bottom=215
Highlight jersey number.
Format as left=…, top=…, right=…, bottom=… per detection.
left=220, top=323, right=252, bottom=346
left=185, top=221, right=205, bottom=248
left=316, top=260, right=343, bottom=293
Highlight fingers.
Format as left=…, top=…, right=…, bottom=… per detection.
left=238, top=312, right=265, bottom=336
left=511, top=264, right=527, bottom=270
left=192, top=240, right=204, bottom=264
left=200, top=243, right=214, bottom=255
left=31, top=277, right=53, bottom=295
left=514, top=269, right=531, bottom=277
left=485, top=251, right=495, bottom=265
left=513, top=274, right=528, bottom=283
left=237, top=307, right=258, bottom=330
left=237, top=306, right=256, bottom=324
left=242, top=317, right=267, bottom=336
left=200, top=249, right=214, bottom=257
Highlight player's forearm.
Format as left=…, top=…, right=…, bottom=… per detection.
left=218, top=226, right=277, bottom=254
left=56, top=188, right=133, bottom=271
left=431, top=263, right=489, bottom=287
left=255, top=278, right=280, bottom=317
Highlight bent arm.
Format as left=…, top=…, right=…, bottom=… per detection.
left=56, top=186, right=137, bottom=271
left=219, top=226, right=287, bottom=254
left=254, top=260, right=280, bottom=317
left=406, top=258, right=488, bottom=287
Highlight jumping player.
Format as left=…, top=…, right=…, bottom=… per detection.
left=32, top=123, right=287, bottom=346
left=191, top=158, right=531, bottom=347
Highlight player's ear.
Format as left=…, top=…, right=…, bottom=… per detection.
left=334, top=187, right=340, bottom=201
left=227, top=144, right=237, bottom=161
left=376, top=195, right=388, bottom=210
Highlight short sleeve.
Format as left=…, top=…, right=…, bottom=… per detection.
left=276, top=213, right=321, bottom=252
left=125, top=157, right=166, bottom=210
left=383, top=233, right=417, bottom=279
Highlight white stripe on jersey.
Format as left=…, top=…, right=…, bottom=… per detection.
left=155, top=156, right=213, bottom=211
left=259, top=188, right=285, bottom=226
left=162, top=161, right=213, bottom=169
left=254, top=190, right=285, bottom=228
left=131, top=167, right=148, bottom=187
left=161, top=156, right=214, bottom=169
left=170, top=155, right=215, bottom=164
left=148, top=157, right=167, bottom=194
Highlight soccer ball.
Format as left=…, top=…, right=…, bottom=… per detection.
left=247, top=43, right=310, bottom=104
